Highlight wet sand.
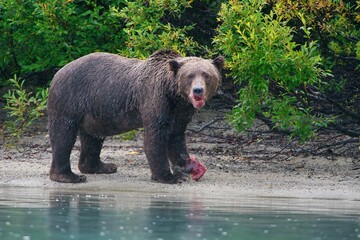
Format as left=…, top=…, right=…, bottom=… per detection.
left=1, top=108, right=359, bottom=200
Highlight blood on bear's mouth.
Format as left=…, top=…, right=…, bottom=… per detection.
left=190, top=95, right=206, bottom=109
left=194, top=95, right=203, bottom=101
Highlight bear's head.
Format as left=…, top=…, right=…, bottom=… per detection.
left=169, top=56, right=225, bottom=109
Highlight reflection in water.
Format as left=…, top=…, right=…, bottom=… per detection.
left=48, top=192, right=105, bottom=239
left=0, top=188, right=359, bottom=240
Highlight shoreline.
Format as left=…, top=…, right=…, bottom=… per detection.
left=1, top=153, right=359, bottom=201
left=1, top=108, right=359, bottom=201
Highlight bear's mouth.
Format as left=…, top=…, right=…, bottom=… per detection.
left=191, top=95, right=206, bottom=109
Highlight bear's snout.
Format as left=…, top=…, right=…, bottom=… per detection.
left=192, top=86, right=204, bottom=97
left=189, top=84, right=206, bottom=109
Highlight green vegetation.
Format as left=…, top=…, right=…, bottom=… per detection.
left=1, top=0, right=359, bottom=142
left=115, top=0, right=198, bottom=58
left=116, top=129, right=142, bottom=141
left=214, top=0, right=331, bottom=140
left=3, top=75, right=48, bottom=140
left=0, top=0, right=126, bottom=76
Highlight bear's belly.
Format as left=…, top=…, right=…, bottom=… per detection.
left=81, top=111, right=143, bottom=137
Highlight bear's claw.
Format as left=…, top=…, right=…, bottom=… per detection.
left=50, top=172, right=87, bottom=183
left=79, top=162, right=118, bottom=174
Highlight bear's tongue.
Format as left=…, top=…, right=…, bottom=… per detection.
left=191, top=95, right=205, bottom=109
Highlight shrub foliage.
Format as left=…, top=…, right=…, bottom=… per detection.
left=1, top=0, right=359, bottom=141
left=214, top=0, right=331, bottom=140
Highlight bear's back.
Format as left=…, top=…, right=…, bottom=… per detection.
left=52, top=53, right=141, bottom=87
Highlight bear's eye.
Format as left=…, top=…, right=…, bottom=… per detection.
left=187, top=73, right=195, bottom=79
left=201, top=72, right=211, bottom=81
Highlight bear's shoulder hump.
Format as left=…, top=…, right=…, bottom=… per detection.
left=149, top=49, right=182, bottom=60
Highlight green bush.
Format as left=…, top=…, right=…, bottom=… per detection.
left=0, top=0, right=199, bottom=75
left=214, top=0, right=331, bottom=140
left=0, top=0, right=126, bottom=78
left=270, top=0, right=360, bottom=62
left=115, top=0, right=198, bottom=58
left=1, top=0, right=199, bottom=139
left=1, top=0, right=359, bottom=142
left=3, top=75, right=48, bottom=140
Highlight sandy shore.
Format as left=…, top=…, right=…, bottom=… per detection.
left=1, top=137, right=359, bottom=201
left=1, top=109, right=359, bottom=200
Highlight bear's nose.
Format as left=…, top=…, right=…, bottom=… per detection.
left=193, top=87, right=204, bottom=96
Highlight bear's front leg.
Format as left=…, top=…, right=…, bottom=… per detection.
left=167, top=106, right=195, bottom=181
left=143, top=125, right=179, bottom=184
left=167, top=132, right=191, bottom=182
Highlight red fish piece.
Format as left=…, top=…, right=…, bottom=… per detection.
left=185, top=156, right=207, bottom=181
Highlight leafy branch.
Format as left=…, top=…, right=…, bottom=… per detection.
left=3, top=75, right=48, bottom=141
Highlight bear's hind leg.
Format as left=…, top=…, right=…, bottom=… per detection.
left=49, top=120, right=86, bottom=183
left=78, top=129, right=118, bottom=174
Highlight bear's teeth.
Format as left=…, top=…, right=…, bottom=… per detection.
left=194, top=95, right=204, bottom=101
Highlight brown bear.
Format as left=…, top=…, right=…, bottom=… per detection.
left=47, top=50, right=224, bottom=184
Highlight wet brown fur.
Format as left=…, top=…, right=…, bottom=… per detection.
left=47, top=50, right=224, bottom=184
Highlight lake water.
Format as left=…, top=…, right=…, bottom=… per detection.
left=0, top=187, right=359, bottom=240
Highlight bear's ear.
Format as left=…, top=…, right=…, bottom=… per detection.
left=168, top=60, right=182, bottom=73
left=213, top=56, right=225, bottom=70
